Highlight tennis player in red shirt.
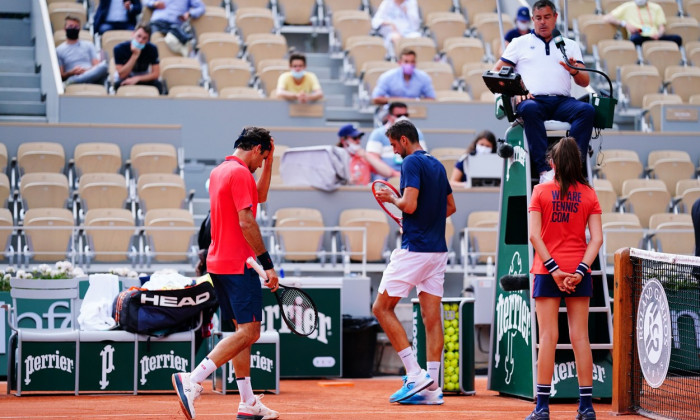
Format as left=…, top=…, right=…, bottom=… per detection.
left=527, top=137, right=603, bottom=420
left=173, top=127, right=280, bottom=420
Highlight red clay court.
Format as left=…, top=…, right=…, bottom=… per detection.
left=0, top=376, right=645, bottom=419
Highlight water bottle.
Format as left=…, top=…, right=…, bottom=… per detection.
left=486, top=256, right=495, bottom=278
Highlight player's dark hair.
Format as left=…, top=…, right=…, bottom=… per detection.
left=550, top=137, right=589, bottom=199
left=289, top=52, right=306, bottom=66
left=235, top=126, right=272, bottom=152
left=533, top=0, right=556, bottom=13
left=386, top=119, right=419, bottom=144
left=467, top=130, right=497, bottom=154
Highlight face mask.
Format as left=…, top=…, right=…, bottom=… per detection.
left=346, top=142, right=361, bottom=154
left=401, top=63, right=415, bottom=76
left=65, top=28, right=80, bottom=40
left=131, top=39, right=146, bottom=50
left=475, top=144, right=492, bottom=155
left=634, top=0, right=647, bottom=6
left=291, top=69, right=305, bottom=79
left=516, top=21, right=530, bottom=31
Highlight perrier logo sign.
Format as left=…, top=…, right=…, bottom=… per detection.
left=24, top=350, right=75, bottom=385
left=139, top=350, right=189, bottom=385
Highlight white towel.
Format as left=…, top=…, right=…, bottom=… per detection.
left=78, top=273, right=120, bottom=331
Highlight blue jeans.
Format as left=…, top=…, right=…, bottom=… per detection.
left=150, top=19, right=192, bottom=44
left=516, top=95, right=595, bottom=174
left=630, top=33, right=682, bottom=47
left=65, top=61, right=108, bottom=85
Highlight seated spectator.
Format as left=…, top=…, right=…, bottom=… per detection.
left=57, top=16, right=108, bottom=86
left=371, top=48, right=435, bottom=105
left=276, top=52, right=324, bottom=103
left=366, top=102, right=426, bottom=180
left=94, top=0, right=142, bottom=35
left=504, top=7, right=531, bottom=46
left=337, top=124, right=396, bottom=185
left=603, top=0, right=682, bottom=46
left=450, top=130, right=497, bottom=188
left=114, top=24, right=164, bottom=94
left=147, top=0, right=205, bottom=56
left=371, top=0, right=421, bottom=55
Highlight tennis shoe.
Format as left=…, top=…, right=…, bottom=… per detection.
left=388, top=369, right=434, bottom=403
left=172, top=372, right=202, bottom=420
left=525, top=409, right=550, bottom=420
left=236, top=394, right=279, bottom=420
left=398, top=386, right=444, bottom=405
left=576, top=408, right=597, bottom=419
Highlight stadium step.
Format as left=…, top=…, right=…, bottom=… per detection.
left=0, top=100, right=46, bottom=116
left=0, top=17, right=32, bottom=47
left=0, top=72, right=41, bottom=89
left=0, top=87, right=43, bottom=102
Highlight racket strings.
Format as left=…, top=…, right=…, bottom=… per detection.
left=374, top=185, right=402, bottom=219
left=279, top=288, right=318, bottom=335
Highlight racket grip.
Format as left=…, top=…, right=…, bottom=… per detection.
left=246, top=256, right=268, bottom=280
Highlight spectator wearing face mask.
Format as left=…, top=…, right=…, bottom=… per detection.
left=276, top=52, right=324, bottom=103
left=113, top=24, right=164, bottom=93
left=450, top=130, right=497, bottom=188
left=57, top=16, right=108, bottom=86
left=504, top=7, right=531, bottom=46
left=371, top=48, right=436, bottom=105
left=603, top=0, right=682, bottom=46
left=337, top=124, right=396, bottom=185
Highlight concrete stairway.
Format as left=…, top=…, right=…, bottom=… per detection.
left=0, top=6, right=47, bottom=121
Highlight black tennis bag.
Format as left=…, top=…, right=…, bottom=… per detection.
left=112, top=279, right=218, bottom=338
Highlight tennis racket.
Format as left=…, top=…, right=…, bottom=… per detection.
left=246, top=257, right=319, bottom=337
left=372, top=179, right=403, bottom=228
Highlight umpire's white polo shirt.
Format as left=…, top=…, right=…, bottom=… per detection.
left=500, top=32, right=584, bottom=96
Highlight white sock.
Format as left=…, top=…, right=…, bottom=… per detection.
left=397, top=347, right=421, bottom=376
left=190, top=357, right=217, bottom=384
left=237, top=377, right=255, bottom=405
left=427, top=361, right=441, bottom=390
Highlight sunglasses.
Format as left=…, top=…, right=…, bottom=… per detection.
left=392, top=113, right=409, bottom=118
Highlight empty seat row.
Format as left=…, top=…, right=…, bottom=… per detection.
left=0, top=207, right=196, bottom=267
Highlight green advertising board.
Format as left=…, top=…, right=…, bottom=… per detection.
left=488, top=124, right=535, bottom=399
left=214, top=331, right=280, bottom=393
left=1, top=291, right=10, bottom=378
left=14, top=332, right=79, bottom=393
left=136, top=333, right=194, bottom=391
left=260, top=278, right=342, bottom=378
left=412, top=297, right=475, bottom=395
left=78, top=331, right=137, bottom=393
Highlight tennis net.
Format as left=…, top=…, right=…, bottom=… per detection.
left=613, top=248, right=700, bottom=420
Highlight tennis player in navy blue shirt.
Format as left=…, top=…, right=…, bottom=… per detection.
left=372, top=118, right=456, bottom=405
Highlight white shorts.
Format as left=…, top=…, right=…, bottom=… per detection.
left=378, top=249, right=448, bottom=298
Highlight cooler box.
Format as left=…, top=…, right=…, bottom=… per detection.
left=78, top=330, right=138, bottom=393
left=412, top=297, right=475, bottom=395
left=136, top=331, right=195, bottom=391
left=11, top=330, right=79, bottom=394
left=213, top=331, right=280, bottom=394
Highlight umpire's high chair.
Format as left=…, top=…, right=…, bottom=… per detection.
left=483, top=67, right=616, bottom=400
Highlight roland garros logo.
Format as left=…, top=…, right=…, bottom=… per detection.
left=636, top=278, right=672, bottom=389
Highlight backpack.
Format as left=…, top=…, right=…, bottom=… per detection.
left=112, top=279, right=218, bottom=338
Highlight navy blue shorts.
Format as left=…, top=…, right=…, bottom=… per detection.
left=533, top=273, right=593, bottom=298
left=209, top=267, right=262, bottom=324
